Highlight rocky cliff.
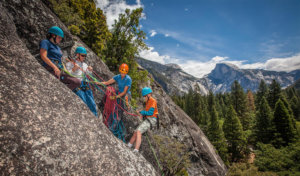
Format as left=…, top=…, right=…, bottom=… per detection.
left=137, top=58, right=208, bottom=96
left=0, top=0, right=226, bottom=175
left=138, top=58, right=300, bottom=95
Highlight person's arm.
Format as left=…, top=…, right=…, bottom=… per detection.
left=101, top=78, right=115, bottom=86
left=140, top=108, right=155, bottom=116
left=140, top=99, right=156, bottom=116
left=116, top=86, right=129, bottom=98
left=87, top=66, right=93, bottom=74
left=72, top=63, right=80, bottom=72
left=40, top=48, right=60, bottom=77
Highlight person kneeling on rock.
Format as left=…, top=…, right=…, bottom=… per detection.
left=40, top=26, right=81, bottom=91
left=65, top=46, right=98, bottom=117
left=127, top=87, right=158, bottom=153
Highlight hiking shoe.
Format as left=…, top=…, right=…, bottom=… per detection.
left=133, top=149, right=139, bottom=153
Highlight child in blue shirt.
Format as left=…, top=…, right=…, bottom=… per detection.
left=100, top=63, right=132, bottom=101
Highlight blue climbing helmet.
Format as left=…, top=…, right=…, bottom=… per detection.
left=48, top=26, right=64, bottom=38
left=142, top=87, right=152, bottom=97
left=75, top=46, right=87, bottom=54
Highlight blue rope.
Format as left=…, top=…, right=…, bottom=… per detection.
left=107, top=103, right=126, bottom=142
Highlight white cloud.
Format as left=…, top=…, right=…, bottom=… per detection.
left=164, top=34, right=169, bottom=37
left=96, top=0, right=144, bottom=29
left=139, top=47, right=300, bottom=78
left=179, top=54, right=300, bottom=78
left=212, top=56, right=227, bottom=62
left=150, top=30, right=157, bottom=37
left=264, top=54, right=300, bottom=72
left=139, top=47, right=178, bottom=64
left=179, top=56, right=229, bottom=78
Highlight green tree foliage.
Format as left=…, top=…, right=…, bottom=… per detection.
left=290, top=95, right=300, bottom=120
left=255, top=141, right=300, bottom=175
left=254, top=97, right=274, bottom=144
left=207, top=105, right=229, bottom=165
left=103, top=8, right=148, bottom=104
left=208, top=91, right=216, bottom=112
left=49, top=0, right=111, bottom=55
left=227, top=163, right=277, bottom=176
left=231, top=80, right=252, bottom=131
left=273, top=99, right=297, bottom=147
left=268, top=80, right=282, bottom=110
left=246, top=90, right=255, bottom=112
left=223, top=105, right=247, bottom=162
left=104, top=8, right=147, bottom=71
left=153, top=135, right=191, bottom=176
left=255, top=80, right=269, bottom=107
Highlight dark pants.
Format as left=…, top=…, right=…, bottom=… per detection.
left=45, top=65, right=81, bottom=91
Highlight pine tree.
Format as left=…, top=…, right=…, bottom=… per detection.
left=246, top=90, right=255, bottom=112
left=208, top=91, right=215, bottom=112
left=268, top=79, right=281, bottom=109
left=208, top=105, right=229, bottom=165
left=223, top=105, right=246, bottom=162
left=255, top=97, right=274, bottom=144
left=231, top=80, right=251, bottom=131
left=273, top=99, right=297, bottom=147
left=255, top=80, right=269, bottom=107
left=290, top=95, right=300, bottom=120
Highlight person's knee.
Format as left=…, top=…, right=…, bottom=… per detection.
left=75, top=79, right=81, bottom=86
left=136, top=130, right=141, bottom=137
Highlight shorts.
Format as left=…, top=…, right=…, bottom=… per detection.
left=136, top=117, right=157, bottom=134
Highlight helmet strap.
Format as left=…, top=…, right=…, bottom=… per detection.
left=51, top=34, right=58, bottom=44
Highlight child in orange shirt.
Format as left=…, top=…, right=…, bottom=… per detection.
left=128, top=87, right=158, bottom=152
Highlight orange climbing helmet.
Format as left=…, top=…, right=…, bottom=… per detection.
left=119, top=63, right=129, bottom=74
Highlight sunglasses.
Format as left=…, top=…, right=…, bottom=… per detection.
left=80, top=54, right=87, bottom=57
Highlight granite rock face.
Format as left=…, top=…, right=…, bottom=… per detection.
left=0, top=0, right=227, bottom=175
left=0, top=1, right=156, bottom=175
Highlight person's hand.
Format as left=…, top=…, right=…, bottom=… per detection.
left=97, top=82, right=105, bottom=86
left=139, top=115, right=143, bottom=120
left=87, top=66, right=93, bottom=71
left=73, top=63, right=80, bottom=71
left=136, top=110, right=142, bottom=115
left=53, top=67, right=61, bottom=78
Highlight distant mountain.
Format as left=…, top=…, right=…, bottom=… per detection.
left=136, top=58, right=207, bottom=95
left=286, top=78, right=300, bottom=91
left=206, top=63, right=300, bottom=93
left=137, top=58, right=300, bottom=95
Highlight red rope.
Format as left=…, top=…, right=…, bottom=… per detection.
left=84, top=70, right=140, bottom=119
left=92, top=71, right=105, bottom=81
left=103, top=87, right=118, bottom=127
left=115, top=101, right=140, bottom=117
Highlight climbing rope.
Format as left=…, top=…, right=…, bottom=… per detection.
left=60, top=59, right=163, bottom=173
left=145, top=134, right=164, bottom=176
left=102, top=86, right=126, bottom=142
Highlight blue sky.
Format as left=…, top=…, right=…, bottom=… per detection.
left=98, top=0, right=300, bottom=78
